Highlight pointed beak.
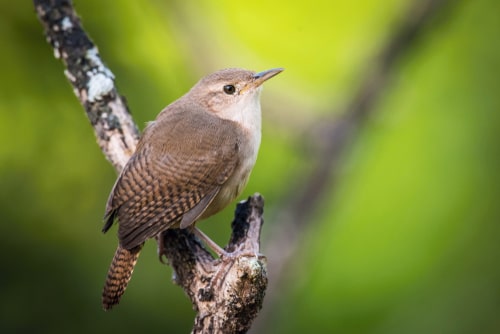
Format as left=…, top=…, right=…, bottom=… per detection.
left=253, top=68, right=284, bottom=87
left=241, top=68, right=284, bottom=94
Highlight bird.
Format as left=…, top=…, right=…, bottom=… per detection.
left=101, top=67, right=283, bottom=310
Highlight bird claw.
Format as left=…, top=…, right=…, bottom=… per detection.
left=219, top=249, right=265, bottom=262
left=156, top=232, right=169, bottom=264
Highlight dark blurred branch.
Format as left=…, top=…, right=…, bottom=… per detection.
left=255, top=0, right=460, bottom=331
left=34, top=0, right=267, bottom=332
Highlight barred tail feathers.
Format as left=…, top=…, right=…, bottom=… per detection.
left=102, top=244, right=143, bottom=310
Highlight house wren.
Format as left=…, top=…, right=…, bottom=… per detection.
left=101, top=67, right=283, bottom=310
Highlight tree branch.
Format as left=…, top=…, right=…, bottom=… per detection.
left=33, top=0, right=139, bottom=170
left=33, top=1, right=267, bottom=332
left=163, top=195, right=267, bottom=334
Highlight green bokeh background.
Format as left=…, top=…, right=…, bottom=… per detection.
left=1, top=0, right=499, bottom=333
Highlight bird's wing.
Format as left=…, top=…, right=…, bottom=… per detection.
left=103, top=106, right=242, bottom=249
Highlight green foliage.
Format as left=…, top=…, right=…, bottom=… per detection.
left=1, top=0, right=499, bottom=333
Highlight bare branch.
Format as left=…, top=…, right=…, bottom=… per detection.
left=163, top=195, right=267, bottom=334
left=34, top=0, right=139, bottom=170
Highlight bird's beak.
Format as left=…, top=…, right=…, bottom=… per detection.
left=242, top=68, right=284, bottom=93
left=253, top=68, right=284, bottom=86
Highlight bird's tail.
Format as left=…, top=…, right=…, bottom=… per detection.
left=102, top=244, right=143, bottom=310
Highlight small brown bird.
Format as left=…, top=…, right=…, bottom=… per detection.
left=101, top=67, right=283, bottom=310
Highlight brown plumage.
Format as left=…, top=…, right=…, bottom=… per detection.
left=101, top=68, right=283, bottom=310
left=102, top=245, right=142, bottom=309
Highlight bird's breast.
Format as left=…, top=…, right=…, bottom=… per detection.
left=201, top=128, right=260, bottom=219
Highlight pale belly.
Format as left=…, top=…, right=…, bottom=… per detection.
left=199, top=163, right=253, bottom=220
left=200, top=126, right=260, bottom=220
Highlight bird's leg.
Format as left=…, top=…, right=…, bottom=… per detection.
left=192, top=227, right=232, bottom=259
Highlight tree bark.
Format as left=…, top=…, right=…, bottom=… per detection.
left=33, top=1, right=267, bottom=333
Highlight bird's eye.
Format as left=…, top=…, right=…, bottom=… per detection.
left=223, top=84, right=236, bottom=95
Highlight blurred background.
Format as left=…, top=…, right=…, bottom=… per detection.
left=1, top=0, right=499, bottom=333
